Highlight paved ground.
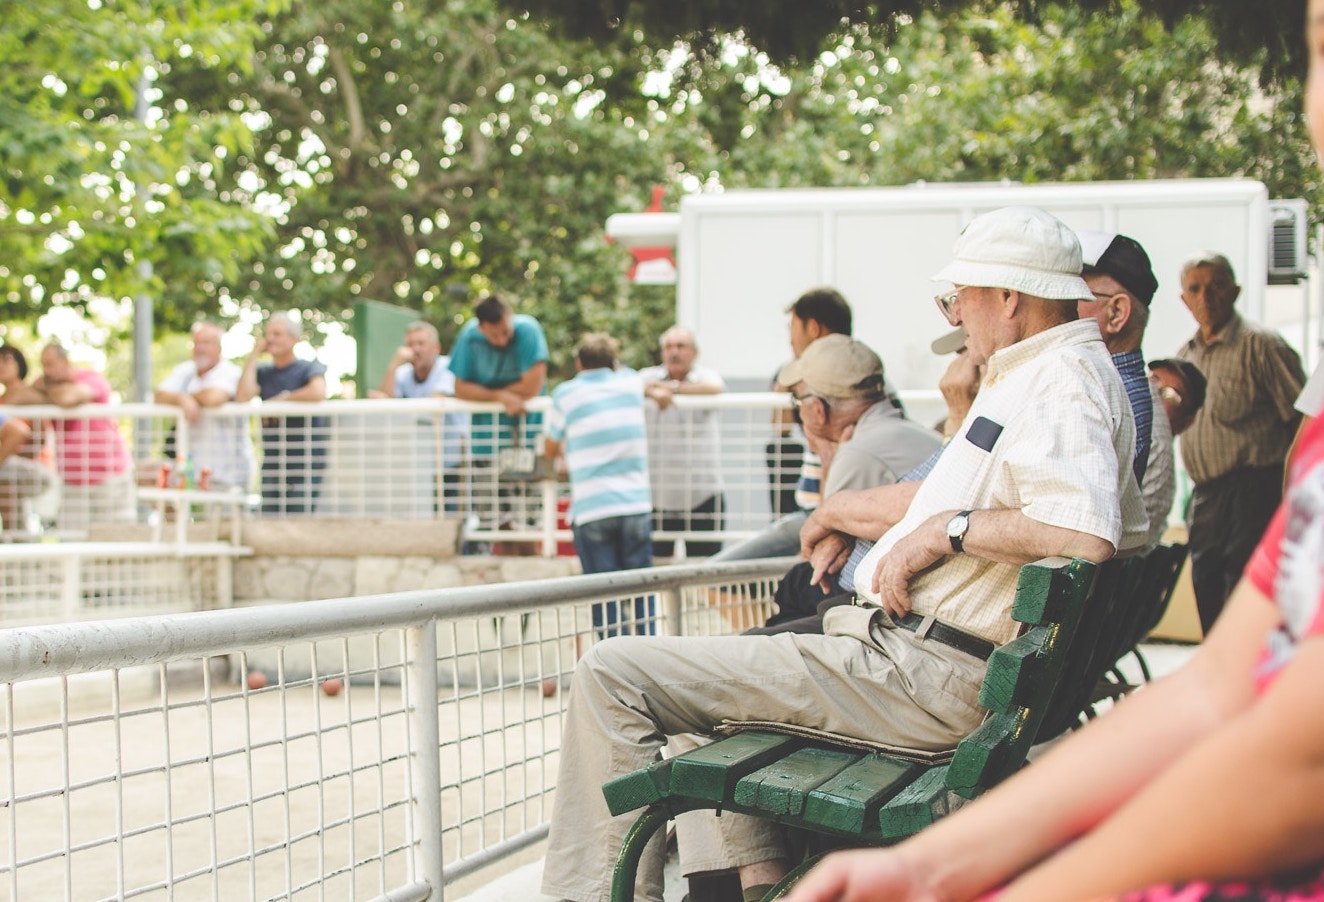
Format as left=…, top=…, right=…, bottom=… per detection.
left=456, top=641, right=1199, bottom=902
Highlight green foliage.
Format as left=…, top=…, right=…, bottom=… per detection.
left=162, top=0, right=674, bottom=378
left=502, top=0, right=1308, bottom=84
left=0, top=0, right=1316, bottom=394
left=644, top=4, right=1320, bottom=219
left=0, top=0, right=283, bottom=332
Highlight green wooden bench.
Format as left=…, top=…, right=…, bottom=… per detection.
left=1034, top=542, right=1188, bottom=739
left=601, top=556, right=1107, bottom=902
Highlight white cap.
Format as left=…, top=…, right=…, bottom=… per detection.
left=931, top=206, right=1091, bottom=301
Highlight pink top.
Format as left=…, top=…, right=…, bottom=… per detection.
left=51, top=369, right=131, bottom=485
left=1246, top=414, right=1324, bottom=694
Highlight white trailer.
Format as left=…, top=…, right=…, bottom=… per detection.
left=610, top=179, right=1312, bottom=423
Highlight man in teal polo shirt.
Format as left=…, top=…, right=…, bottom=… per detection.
left=449, top=295, right=549, bottom=536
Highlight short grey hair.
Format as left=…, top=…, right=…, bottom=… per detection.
left=1179, top=252, right=1236, bottom=284
left=660, top=325, right=697, bottom=350
left=271, top=311, right=304, bottom=339
left=404, top=320, right=440, bottom=342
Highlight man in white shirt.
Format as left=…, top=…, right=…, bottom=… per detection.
left=155, top=321, right=253, bottom=492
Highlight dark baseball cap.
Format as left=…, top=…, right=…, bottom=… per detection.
left=1077, top=231, right=1158, bottom=306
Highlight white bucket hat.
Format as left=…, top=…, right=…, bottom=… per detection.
left=931, top=206, right=1091, bottom=301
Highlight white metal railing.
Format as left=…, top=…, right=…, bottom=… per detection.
left=0, top=391, right=946, bottom=553
left=0, top=558, right=793, bottom=900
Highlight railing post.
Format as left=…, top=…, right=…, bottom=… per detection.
left=540, top=478, right=557, bottom=558
left=406, top=622, right=445, bottom=898
left=660, top=588, right=683, bottom=637
left=61, top=554, right=80, bottom=621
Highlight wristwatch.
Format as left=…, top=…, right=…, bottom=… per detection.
left=946, top=510, right=974, bottom=553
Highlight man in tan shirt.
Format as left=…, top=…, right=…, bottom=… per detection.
left=1174, top=252, right=1304, bottom=633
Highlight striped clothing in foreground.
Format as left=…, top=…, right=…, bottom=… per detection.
left=545, top=367, right=651, bottom=525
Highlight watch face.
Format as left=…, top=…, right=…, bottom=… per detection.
left=947, top=514, right=969, bottom=537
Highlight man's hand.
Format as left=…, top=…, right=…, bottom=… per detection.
left=391, top=345, right=415, bottom=368
left=809, top=422, right=854, bottom=480
left=807, top=532, right=852, bottom=592
left=496, top=388, right=527, bottom=417
left=870, top=513, right=951, bottom=617
left=179, top=394, right=203, bottom=425
left=644, top=381, right=675, bottom=410
left=799, top=507, right=838, bottom=560
left=939, top=350, right=982, bottom=438
left=45, top=383, right=89, bottom=408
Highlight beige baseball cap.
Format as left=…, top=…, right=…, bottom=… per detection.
left=931, top=327, right=967, bottom=355
left=777, top=334, right=885, bottom=400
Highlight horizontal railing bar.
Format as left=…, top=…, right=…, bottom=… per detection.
left=440, top=824, right=550, bottom=886
left=0, top=558, right=795, bottom=681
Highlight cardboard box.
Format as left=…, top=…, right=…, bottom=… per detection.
left=1148, top=525, right=1203, bottom=644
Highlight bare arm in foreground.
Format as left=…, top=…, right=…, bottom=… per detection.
left=784, top=578, right=1324, bottom=902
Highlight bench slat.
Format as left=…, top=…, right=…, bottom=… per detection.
left=978, top=626, right=1050, bottom=714
left=603, top=759, right=675, bottom=817
left=669, top=732, right=804, bottom=803
left=803, top=754, right=921, bottom=834
left=945, top=715, right=1019, bottom=798
left=877, top=766, right=955, bottom=840
left=733, top=747, right=860, bottom=816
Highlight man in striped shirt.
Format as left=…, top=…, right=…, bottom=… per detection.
left=544, top=333, right=653, bottom=634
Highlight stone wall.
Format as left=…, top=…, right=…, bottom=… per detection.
left=226, top=518, right=581, bottom=687
left=232, top=517, right=579, bottom=603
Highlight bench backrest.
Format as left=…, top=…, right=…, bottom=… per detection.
left=1032, top=542, right=1186, bottom=742
left=944, top=555, right=1099, bottom=797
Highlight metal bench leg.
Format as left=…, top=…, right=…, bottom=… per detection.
left=761, top=852, right=831, bottom=900
left=610, top=804, right=670, bottom=902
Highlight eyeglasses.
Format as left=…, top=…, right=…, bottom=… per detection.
left=790, top=393, right=830, bottom=417
left=934, top=287, right=969, bottom=325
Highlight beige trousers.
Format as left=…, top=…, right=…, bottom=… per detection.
left=539, top=606, right=987, bottom=902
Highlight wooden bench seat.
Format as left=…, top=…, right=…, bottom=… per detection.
left=602, top=556, right=1110, bottom=902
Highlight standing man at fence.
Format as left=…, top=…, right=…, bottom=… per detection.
left=544, top=332, right=653, bottom=634
left=155, top=322, right=253, bottom=493
left=448, top=294, right=547, bottom=453
left=640, top=325, right=726, bottom=558
left=1174, top=252, right=1304, bottom=633
left=237, top=311, right=328, bottom=515
left=369, top=320, right=468, bottom=513
left=448, top=295, right=548, bottom=533
left=16, top=341, right=135, bottom=532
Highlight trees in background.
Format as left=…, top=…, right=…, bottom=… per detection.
left=0, top=0, right=1316, bottom=387
left=0, top=1, right=282, bottom=333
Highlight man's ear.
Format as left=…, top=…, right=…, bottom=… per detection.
left=1000, top=289, right=1018, bottom=319
left=1105, top=295, right=1131, bottom=336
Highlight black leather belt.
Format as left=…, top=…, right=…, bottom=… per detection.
left=893, top=612, right=994, bottom=661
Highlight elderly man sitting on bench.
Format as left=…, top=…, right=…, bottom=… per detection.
left=540, top=206, right=1150, bottom=902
